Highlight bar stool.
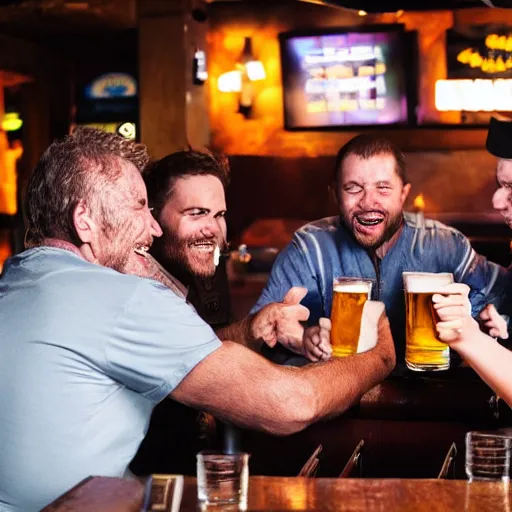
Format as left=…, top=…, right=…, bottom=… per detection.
left=339, top=439, right=365, bottom=478
left=298, top=444, right=323, bottom=477
left=437, top=442, right=457, bottom=479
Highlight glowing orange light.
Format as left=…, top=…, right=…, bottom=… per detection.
left=413, top=194, right=426, bottom=211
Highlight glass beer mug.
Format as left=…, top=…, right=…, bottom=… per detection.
left=403, top=272, right=454, bottom=371
left=330, top=277, right=373, bottom=357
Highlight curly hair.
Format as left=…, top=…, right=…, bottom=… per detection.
left=144, top=149, right=230, bottom=218
left=25, top=127, right=151, bottom=247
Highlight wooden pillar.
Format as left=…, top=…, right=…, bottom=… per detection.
left=138, top=0, right=210, bottom=159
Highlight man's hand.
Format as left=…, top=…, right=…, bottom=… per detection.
left=303, top=318, right=332, bottom=362
left=250, top=287, right=310, bottom=354
left=479, top=304, right=509, bottom=340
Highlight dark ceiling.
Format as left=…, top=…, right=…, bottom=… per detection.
left=0, top=0, right=135, bottom=46
left=0, top=0, right=510, bottom=44
left=298, top=0, right=512, bottom=10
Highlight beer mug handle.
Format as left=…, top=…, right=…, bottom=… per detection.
left=430, top=299, right=444, bottom=342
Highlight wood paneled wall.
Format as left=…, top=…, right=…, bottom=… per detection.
left=207, top=1, right=512, bottom=157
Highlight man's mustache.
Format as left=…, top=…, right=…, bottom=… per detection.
left=187, top=235, right=228, bottom=251
left=353, top=209, right=386, bottom=217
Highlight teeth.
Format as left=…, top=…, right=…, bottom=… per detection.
left=357, top=217, right=383, bottom=226
left=134, top=245, right=149, bottom=255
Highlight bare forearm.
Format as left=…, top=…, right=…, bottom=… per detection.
left=172, top=336, right=394, bottom=436
left=455, top=332, right=512, bottom=407
left=298, top=343, right=394, bottom=422
left=215, top=315, right=263, bottom=352
left=172, top=342, right=310, bottom=435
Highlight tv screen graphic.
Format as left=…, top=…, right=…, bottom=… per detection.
left=279, top=27, right=409, bottom=129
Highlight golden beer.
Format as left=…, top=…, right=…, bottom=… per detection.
left=403, top=272, right=454, bottom=371
left=330, top=279, right=372, bottom=357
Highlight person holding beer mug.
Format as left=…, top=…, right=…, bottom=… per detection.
left=434, top=283, right=511, bottom=406
left=430, top=117, right=512, bottom=406
left=252, top=133, right=510, bottom=369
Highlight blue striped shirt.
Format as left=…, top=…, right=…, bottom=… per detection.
left=251, top=212, right=509, bottom=363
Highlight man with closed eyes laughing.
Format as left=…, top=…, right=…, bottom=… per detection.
left=252, top=133, right=511, bottom=369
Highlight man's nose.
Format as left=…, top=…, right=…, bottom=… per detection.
left=150, top=216, right=163, bottom=238
left=201, top=217, right=221, bottom=237
left=359, top=188, right=377, bottom=209
left=492, top=188, right=507, bottom=212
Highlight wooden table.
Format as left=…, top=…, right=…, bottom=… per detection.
left=44, top=475, right=512, bottom=511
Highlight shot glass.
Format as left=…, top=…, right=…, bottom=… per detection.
left=196, top=451, right=249, bottom=509
left=465, top=431, right=511, bottom=483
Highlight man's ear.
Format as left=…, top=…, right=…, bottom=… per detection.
left=401, top=183, right=412, bottom=204
left=73, top=201, right=96, bottom=244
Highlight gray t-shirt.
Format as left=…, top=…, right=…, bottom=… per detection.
left=0, top=247, right=221, bottom=511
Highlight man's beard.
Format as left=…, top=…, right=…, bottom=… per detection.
left=98, top=216, right=135, bottom=273
left=101, top=249, right=130, bottom=273
left=152, top=231, right=222, bottom=281
left=342, top=210, right=404, bottom=251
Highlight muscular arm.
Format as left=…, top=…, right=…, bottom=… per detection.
left=215, top=315, right=262, bottom=352
left=171, top=313, right=395, bottom=435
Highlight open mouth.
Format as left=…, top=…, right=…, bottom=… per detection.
left=355, top=214, right=385, bottom=227
left=133, top=244, right=151, bottom=264
left=134, top=244, right=150, bottom=255
left=189, top=240, right=215, bottom=253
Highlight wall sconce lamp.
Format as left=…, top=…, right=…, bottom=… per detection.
left=217, top=37, right=266, bottom=118
left=1, top=112, right=23, bottom=132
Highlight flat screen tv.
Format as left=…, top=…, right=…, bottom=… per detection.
left=279, top=25, right=410, bottom=129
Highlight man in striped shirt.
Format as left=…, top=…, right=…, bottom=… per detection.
left=251, top=134, right=510, bottom=369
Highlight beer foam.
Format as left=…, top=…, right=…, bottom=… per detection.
left=403, top=273, right=453, bottom=294
left=213, top=246, right=220, bottom=267
left=334, top=283, right=371, bottom=294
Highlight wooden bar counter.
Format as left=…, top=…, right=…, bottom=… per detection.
left=44, top=475, right=512, bottom=511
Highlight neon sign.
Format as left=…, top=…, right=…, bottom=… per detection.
left=85, top=73, right=137, bottom=99
left=435, top=79, right=512, bottom=111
